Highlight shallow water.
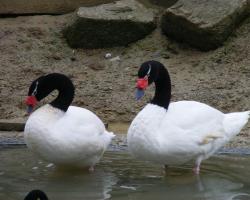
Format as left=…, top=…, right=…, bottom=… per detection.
left=1, top=147, right=250, bottom=200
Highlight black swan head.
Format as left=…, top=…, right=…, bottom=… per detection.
left=136, top=60, right=171, bottom=109
left=25, top=73, right=75, bottom=114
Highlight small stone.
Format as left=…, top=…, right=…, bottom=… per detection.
left=105, top=53, right=112, bottom=59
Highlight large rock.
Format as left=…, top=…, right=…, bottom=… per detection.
left=147, top=0, right=178, bottom=8
left=248, top=0, right=250, bottom=13
left=64, top=0, right=156, bottom=48
left=0, top=0, right=114, bottom=15
left=161, top=0, right=249, bottom=51
left=0, top=120, right=25, bottom=131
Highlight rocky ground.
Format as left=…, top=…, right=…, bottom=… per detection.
left=0, top=6, right=249, bottom=147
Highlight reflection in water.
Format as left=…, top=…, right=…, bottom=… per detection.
left=44, top=170, right=117, bottom=200
left=0, top=148, right=250, bottom=200
left=110, top=166, right=249, bottom=200
left=0, top=148, right=117, bottom=200
left=162, top=172, right=245, bottom=200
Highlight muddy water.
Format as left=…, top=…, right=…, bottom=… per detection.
left=0, top=147, right=250, bottom=200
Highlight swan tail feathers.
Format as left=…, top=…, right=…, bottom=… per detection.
left=102, top=131, right=115, bottom=149
left=105, top=130, right=115, bottom=138
left=223, top=111, right=250, bottom=137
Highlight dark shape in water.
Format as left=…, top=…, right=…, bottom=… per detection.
left=24, top=190, right=48, bottom=200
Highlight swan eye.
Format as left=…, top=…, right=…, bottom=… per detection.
left=32, top=81, right=39, bottom=96
left=145, top=64, right=151, bottom=78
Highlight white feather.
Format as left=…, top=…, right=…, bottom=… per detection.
left=127, top=101, right=249, bottom=166
left=24, top=104, right=115, bottom=168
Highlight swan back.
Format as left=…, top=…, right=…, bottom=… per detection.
left=25, top=105, right=114, bottom=167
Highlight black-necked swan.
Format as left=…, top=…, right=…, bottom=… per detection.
left=24, top=73, right=115, bottom=170
left=24, top=190, right=48, bottom=200
left=127, top=60, right=249, bottom=174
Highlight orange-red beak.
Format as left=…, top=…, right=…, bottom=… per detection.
left=136, top=78, right=148, bottom=90
left=135, top=78, right=148, bottom=100
left=25, top=96, right=37, bottom=114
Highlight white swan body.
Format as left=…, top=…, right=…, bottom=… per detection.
left=128, top=101, right=249, bottom=166
left=129, top=60, right=249, bottom=173
left=25, top=104, right=114, bottom=168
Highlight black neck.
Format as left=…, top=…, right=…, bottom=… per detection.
left=151, top=66, right=171, bottom=109
left=41, top=74, right=75, bottom=112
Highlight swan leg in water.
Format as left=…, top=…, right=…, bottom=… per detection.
left=162, top=165, right=169, bottom=175
left=193, top=157, right=203, bottom=175
left=89, top=166, right=95, bottom=172
left=193, top=165, right=200, bottom=175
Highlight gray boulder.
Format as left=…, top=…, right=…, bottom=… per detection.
left=248, top=0, right=250, bottom=13
left=161, top=0, right=249, bottom=51
left=0, top=0, right=114, bottom=15
left=64, top=0, right=156, bottom=48
left=0, top=120, right=25, bottom=131
left=148, top=0, right=178, bottom=8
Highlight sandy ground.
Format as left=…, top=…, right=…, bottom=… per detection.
left=0, top=11, right=249, bottom=147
